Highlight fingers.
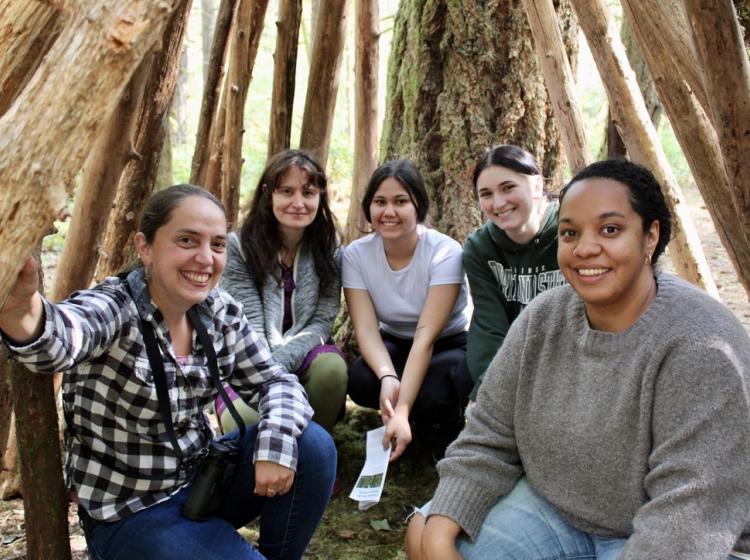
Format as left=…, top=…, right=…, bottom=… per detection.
left=381, top=398, right=395, bottom=423
left=254, top=461, right=295, bottom=498
left=390, top=435, right=409, bottom=462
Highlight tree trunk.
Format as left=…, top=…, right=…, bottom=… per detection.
left=522, top=0, right=591, bottom=174
left=222, top=0, right=269, bottom=227
left=10, top=250, right=71, bottom=559
left=570, top=0, right=719, bottom=296
left=191, top=0, right=237, bottom=187
left=52, top=56, right=152, bottom=302
left=201, top=0, right=219, bottom=81
left=268, top=0, right=303, bottom=158
left=95, top=0, right=194, bottom=281
left=0, top=1, right=64, bottom=117
left=0, top=0, right=183, bottom=309
left=0, top=351, right=20, bottom=500
left=346, top=0, right=379, bottom=243
left=685, top=1, right=750, bottom=244
left=381, top=0, right=576, bottom=242
left=299, top=0, right=349, bottom=169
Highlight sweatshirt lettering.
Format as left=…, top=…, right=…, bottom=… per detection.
left=487, top=262, right=566, bottom=305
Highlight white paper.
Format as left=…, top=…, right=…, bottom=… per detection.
left=349, top=426, right=390, bottom=510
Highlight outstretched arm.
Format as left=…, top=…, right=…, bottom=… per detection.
left=0, top=256, right=45, bottom=344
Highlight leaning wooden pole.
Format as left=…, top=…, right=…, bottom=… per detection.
left=268, top=0, right=303, bottom=158
left=569, top=0, right=719, bottom=296
left=299, top=0, right=348, bottom=169
left=0, top=0, right=183, bottom=311
left=9, top=249, right=70, bottom=560
left=521, top=0, right=591, bottom=174
left=191, top=0, right=237, bottom=186
left=95, top=0, right=194, bottom=281
left=622, top=0, right=750, bottom=296
left=52, top=56, right=153, bottom=302
left=0, top=1, right=63, bottom=117
left=346, top=0, right=379, bottom=243
left=221, top=0, right=269, bottom=227
left=685, top=0, right=750, bottom=242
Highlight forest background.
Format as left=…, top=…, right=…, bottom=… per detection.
left=1, top=0, right=749, bottom=559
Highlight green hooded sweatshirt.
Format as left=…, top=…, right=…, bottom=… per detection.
left=464, top=201, right=564, bottom=399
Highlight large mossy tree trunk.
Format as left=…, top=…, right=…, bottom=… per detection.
left=380, top=0, right=577, bottom=242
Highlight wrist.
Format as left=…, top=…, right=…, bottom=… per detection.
left=379, top=373, right=399, bottom=383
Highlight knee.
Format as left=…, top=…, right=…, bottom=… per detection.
left=307, top=353, right=347, bottom=393
left=405, top=512, right=426, bottom=560
left=297, top=422, right=337, bottom=475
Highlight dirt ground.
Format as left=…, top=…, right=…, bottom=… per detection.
left=1, top=193, right=748, bottom=559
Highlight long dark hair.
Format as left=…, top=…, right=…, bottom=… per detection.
left=239, top=149, right=339, bottom=292
left=118, top=184, right=225, bottom=278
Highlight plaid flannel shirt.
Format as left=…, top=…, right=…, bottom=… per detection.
left=4, top=269, right=312, bottom=521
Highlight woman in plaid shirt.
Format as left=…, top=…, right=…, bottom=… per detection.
left=0, top=185, right=336, bottom=560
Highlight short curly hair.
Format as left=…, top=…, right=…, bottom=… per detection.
left=559, top=159, right=672, bottom=265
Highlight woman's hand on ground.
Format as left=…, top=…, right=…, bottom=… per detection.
left=421, top=515, right=463, bottom=560
left=382, top=410, right=412, bottom=461
left=254, top=460, right=294, bottom=497
left=379, top=376, right=400, bottom=423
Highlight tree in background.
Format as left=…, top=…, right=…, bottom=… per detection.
left=380, top=0, right=577, bottom=241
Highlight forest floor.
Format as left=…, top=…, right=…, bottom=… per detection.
left=0, top=187, right=748, bottom=559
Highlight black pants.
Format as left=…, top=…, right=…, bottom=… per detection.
left=347, top=330, right=472, bottom=427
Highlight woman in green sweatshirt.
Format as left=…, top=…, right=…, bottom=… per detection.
left=462, top=144, right=566, bottom=400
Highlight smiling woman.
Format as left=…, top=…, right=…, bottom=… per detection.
left=0, top=184, right=335, bottom=560
left=413, top=160, right=750, bottom=560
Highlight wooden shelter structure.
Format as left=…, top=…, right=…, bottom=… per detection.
left=0, top=0, right=748, bottom=557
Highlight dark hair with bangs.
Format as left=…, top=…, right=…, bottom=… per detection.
left=239, top=149, right=339, bottom=292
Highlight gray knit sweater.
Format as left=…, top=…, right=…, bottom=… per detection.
left=431, top=273, right=750, bottom=558
left=220, top=232, right=342, bottom=372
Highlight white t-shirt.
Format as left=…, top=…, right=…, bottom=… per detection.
left=342, top=225, right=470, bottom=338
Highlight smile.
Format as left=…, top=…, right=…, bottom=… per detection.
left=577, top=268, right=609, bottom=277
left=494, top=208, right=515, bottom=217
left=182, top=271, right=210, bottom=283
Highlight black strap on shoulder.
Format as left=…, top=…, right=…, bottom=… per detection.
left=141, top=320, right=184, bottom=464
left=188, top=307, right=246, bottom=440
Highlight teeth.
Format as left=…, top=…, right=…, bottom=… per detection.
left=578, top=268, right=608, bottom=277
left=495, top=208, right=514, bottom=217
left=183, top=272, right=210, bottom=283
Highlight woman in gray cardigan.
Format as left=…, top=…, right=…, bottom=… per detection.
left=217, top=150, right=346, bottom=433
left=410, top=160, right=750, bottom=560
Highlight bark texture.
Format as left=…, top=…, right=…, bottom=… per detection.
left=570, top=0, right=718, bottom=295
left=0, top=0, right=183, bottom=309
left=95, top=0, right=193, bottom=280
left=686, top=1, right=750, bottom=246
left=299, top=0, right=349, bottom=169
left=191, top=0, right=237, bottom=187
left=268, top=0, right=303, bottom=157
left=52, top=56, right=152, bottom=301
left=0, top=1, right=64, bottom=117
left=222, top=0, right=269, bottom=227
left=623, top=0, right=750, bottom=296
left=346, top=0, right=379, bottom=243
left=10, top=251, right=70, bottom=559
left=380, top=0, right=577, bottom=242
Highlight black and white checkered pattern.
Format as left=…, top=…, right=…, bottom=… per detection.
left=4, top=269, right=312, bottom=521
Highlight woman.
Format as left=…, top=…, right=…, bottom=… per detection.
left=413, top=160, right=750, bottom=560
left=463, top=144, right=565, bottom=400
left=343, top=159, right=472, bottom=461
left=0, top=185, right=336, bottom=560
left=218, top=149, right=347, bottom=433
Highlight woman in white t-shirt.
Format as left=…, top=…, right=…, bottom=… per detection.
left=343, top=159, right=472, bottom=461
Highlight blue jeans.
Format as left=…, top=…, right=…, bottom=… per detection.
left=79, top=422, right=336, bottom=560
left=424, top=479, right=743, bottom=559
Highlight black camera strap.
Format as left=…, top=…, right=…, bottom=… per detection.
left=187, top=307, right=246, bottom=441
left=140, top=307, right=247, bottom=468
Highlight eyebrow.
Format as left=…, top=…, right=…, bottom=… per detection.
left=559, top=211, right=626, bottom=224
left=174, top=228, right=227, bottom=239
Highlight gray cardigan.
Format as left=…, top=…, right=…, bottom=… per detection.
left=220, top=232, right=342, bottom=372
left=431, top=273, right=750, bottom=559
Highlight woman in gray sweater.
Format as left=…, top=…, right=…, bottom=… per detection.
left=217, top=150, right=347, bottom=434
left=412, top=160, right=750, bottom=560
